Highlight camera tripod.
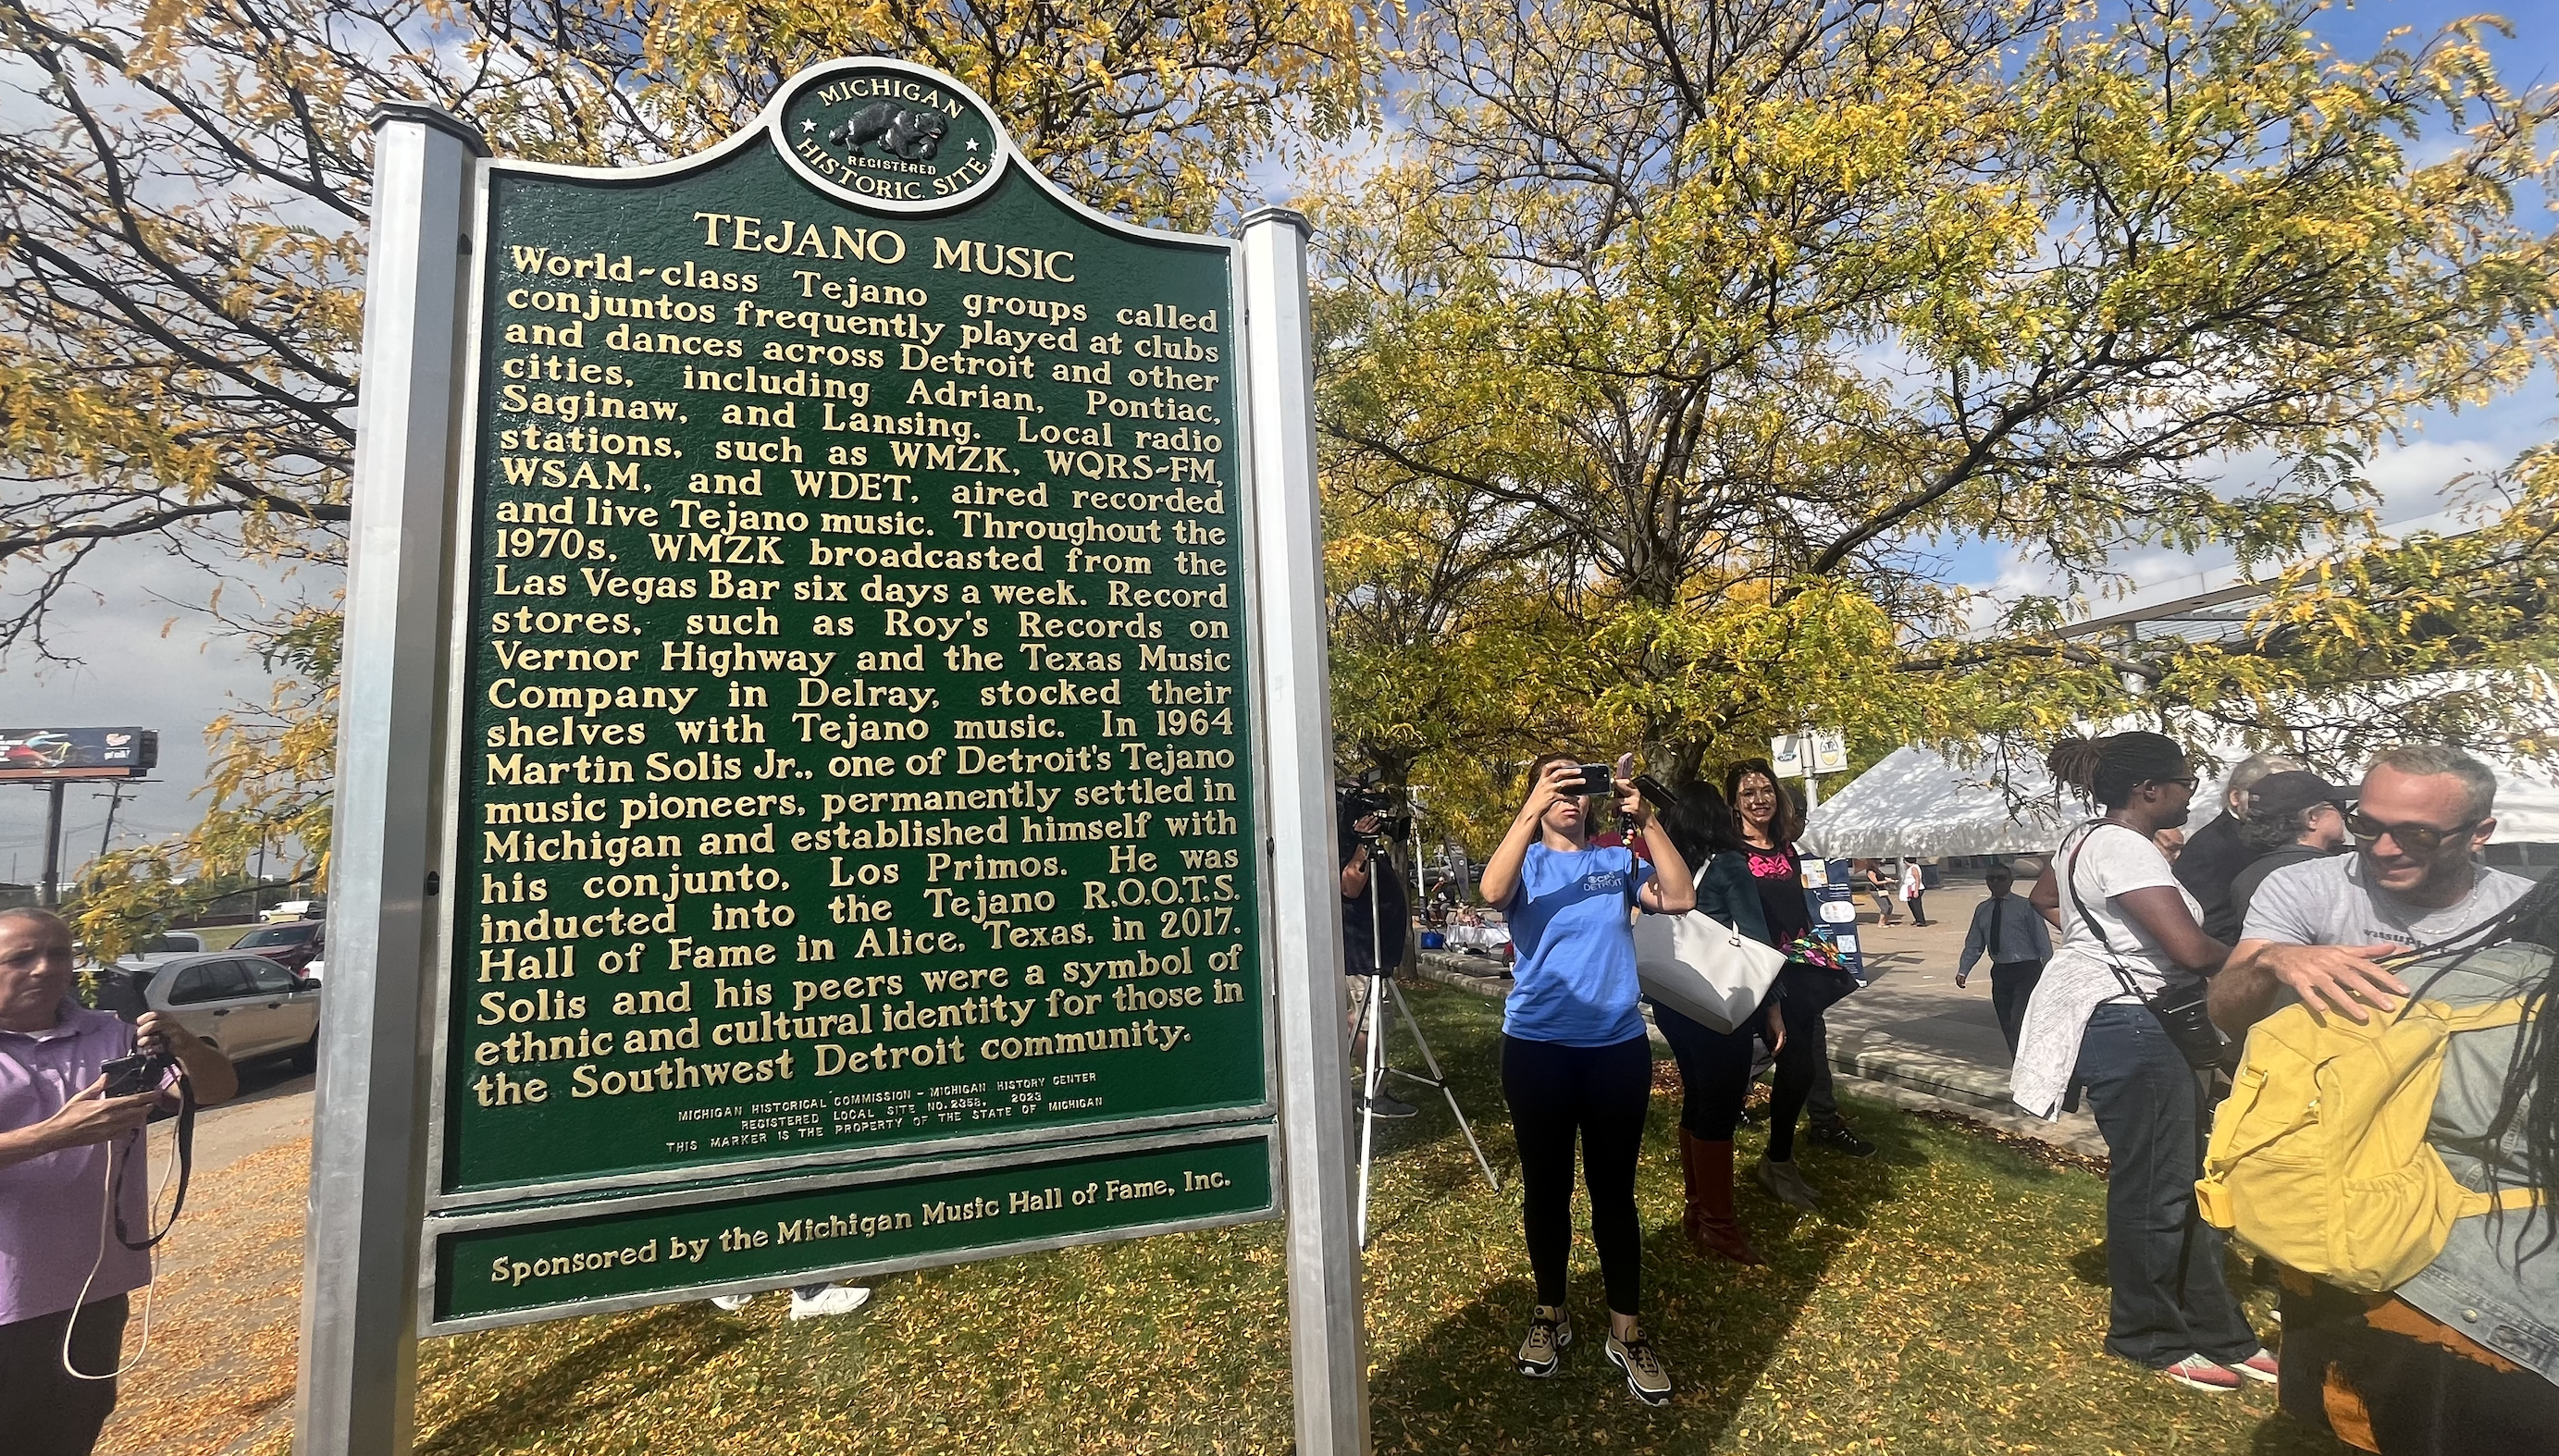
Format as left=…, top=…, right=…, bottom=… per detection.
left=1348, top=837, right=1497, bottom=1249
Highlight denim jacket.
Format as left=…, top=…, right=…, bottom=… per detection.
left=2395, top=943, right=2559, bottom=1384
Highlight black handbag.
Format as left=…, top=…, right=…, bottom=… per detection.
left=2061, top=826, right=2227, bottom=1071
left=1779, top=960, right=1861, bottom=1017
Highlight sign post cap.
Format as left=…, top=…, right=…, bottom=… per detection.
left=1240, top=206, right=1313, bottom=238
left=367, top=101, right=490, bottom=157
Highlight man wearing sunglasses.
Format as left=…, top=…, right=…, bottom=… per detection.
left=2209, top=745, right=2530, bottom=1033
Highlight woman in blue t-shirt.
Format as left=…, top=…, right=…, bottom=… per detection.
left=1479, top=751, right=1694, bottom=1406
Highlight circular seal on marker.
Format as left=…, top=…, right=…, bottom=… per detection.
left=769, top=59, right=1007, bottom=214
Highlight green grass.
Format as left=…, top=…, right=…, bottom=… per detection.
left=192, top=921, right=259, bottom=950
left=372, top=981, right=2344, bottom=1455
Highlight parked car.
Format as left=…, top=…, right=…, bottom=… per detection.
left=91, top=950, right=321, bottom=1071
left=260, top=898, right=318, bottom=923
left=231, top=919, right=324, bottom=974
left=72, top=930, right=204, bottom=977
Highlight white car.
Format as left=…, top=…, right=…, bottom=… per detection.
left=261, top=899, right=317, bottom=923
left=94, top=950, right=322, bottom=1071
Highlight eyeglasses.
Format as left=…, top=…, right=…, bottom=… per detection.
left=2343, top=811, right=2482, bottom=854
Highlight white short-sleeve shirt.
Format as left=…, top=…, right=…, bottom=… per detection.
left=2010, top=823, right=2201, bottom=1118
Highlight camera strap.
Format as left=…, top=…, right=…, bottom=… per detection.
left=114, top=1069, right=195, bottom=1252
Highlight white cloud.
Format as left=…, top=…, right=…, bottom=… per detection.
left=0, top=540, right=302, bottom=887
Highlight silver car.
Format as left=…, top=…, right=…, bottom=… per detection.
left=98, top=950, right=322, bottom=1071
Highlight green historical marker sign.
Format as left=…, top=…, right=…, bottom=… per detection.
left=429, top=1131, right=1273, bottom=1329
left=418, top=58, right=1278, bottom=1327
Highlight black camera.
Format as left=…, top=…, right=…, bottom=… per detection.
left=1340, top=786, right=1393, bottom=821
left=1337, top=785, right=1407, bottom=842
left=102, top=1050, right=175, bottom=1099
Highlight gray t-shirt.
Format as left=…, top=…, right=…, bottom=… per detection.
left=2240, top=853, right=2531, bottom=953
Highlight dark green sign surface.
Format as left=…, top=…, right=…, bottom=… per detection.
left=440, top=60, right=1267, bottom=1202
left=432, top=1132, right=1272, bottom=1327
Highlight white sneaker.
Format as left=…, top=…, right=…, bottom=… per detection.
left=787, top=1284, right=873, bottom=1320
left=708, top=1293, right=755, bottom=1312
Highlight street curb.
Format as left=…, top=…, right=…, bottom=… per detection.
left=1414, top=948, right=1510, bottom=994
left=1824, top=1026, right=2018, bottom=1110
left=1825, top=1071, right=2111, bottom=1161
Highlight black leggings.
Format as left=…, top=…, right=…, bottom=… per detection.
left=1652, top=993, right=1827, bottom=1155
left=1502, top=1033, right=1652, bottom=1316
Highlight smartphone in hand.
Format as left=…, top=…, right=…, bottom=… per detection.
left=1574, top=762, right=1614, bottom=796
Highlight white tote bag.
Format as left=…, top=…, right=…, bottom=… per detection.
left=1632, top=870, right=1786, bottom=1033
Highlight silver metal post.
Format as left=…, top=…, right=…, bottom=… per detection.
left=1241, top=206, right=1369, bottom=1456
left=296, top=103, right=486, bottom=1456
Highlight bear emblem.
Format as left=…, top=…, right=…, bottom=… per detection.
left=829, top=103, right=948, bottom=163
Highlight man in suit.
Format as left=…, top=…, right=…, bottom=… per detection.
left=1957, top=863, right=2052, bottom=1055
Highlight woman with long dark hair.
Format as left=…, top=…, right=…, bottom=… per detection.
left=1725, top=759, right=1848, bottom=1212
left=2274, top=873, right=2559, bottom=1450
left=2017, top=732, right=2272, bottom=1392
left=1650, top=783, right=1788, bottom=1264
left=1479, top=752, right=1694, bottom=1405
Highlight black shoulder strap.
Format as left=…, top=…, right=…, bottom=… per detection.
left=2060, top=823, right=2147, bottom=998
left=115, top=1069, right=194, bottom=1252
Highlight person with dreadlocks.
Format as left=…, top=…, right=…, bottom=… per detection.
left=2265, top=870, right=2559, bottom=1451
left=2014, top=733, right=2276, bottom=1393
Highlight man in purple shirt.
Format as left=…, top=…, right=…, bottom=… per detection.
left=0, top=907, right=235, bottom=1455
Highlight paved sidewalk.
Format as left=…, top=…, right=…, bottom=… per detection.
left=1415, top=874, right=2108, bottom=1158
left=99, top=1063, right=314, bottom=1456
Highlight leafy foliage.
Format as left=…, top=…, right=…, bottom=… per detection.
left=1316, top=0, right=2559, bottom=833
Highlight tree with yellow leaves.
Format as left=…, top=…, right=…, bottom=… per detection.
left=0, top=0, right=1378, bottom=952
left=1317, top=0, right=2559, bottom=826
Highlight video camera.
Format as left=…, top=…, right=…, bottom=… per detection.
left=1337, top=784, right=1408, bottom=843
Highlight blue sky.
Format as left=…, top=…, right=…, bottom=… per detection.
left=1, top=0, right=2552, bottom=878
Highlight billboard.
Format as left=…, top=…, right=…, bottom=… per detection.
left=0, top=727, right=157, bottom=781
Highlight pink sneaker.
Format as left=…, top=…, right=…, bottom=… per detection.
left=2162, top=1354, right=2242, bottom=1392
left=2231, top=1347, right=2279, bottom=1384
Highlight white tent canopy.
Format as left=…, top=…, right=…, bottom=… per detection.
left=1799, top=746, right=2069, bottom=859
left=1803, top=743, right=2559, bottom=861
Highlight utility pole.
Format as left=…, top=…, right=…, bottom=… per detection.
left=38, top=782, right=65, bottom=907
left=1799, top=723, right=1822, bottom=815
left=94, top=781, right=131, bottom=864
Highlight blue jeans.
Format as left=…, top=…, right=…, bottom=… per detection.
left=2074, top=1006, right=2257, bottom=1368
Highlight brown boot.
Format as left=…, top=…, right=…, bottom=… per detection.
left=1679, top=1130, right=1764, bottom=1265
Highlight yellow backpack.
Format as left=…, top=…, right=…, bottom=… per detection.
left=2195, top=991, right=2542, bottom=1293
